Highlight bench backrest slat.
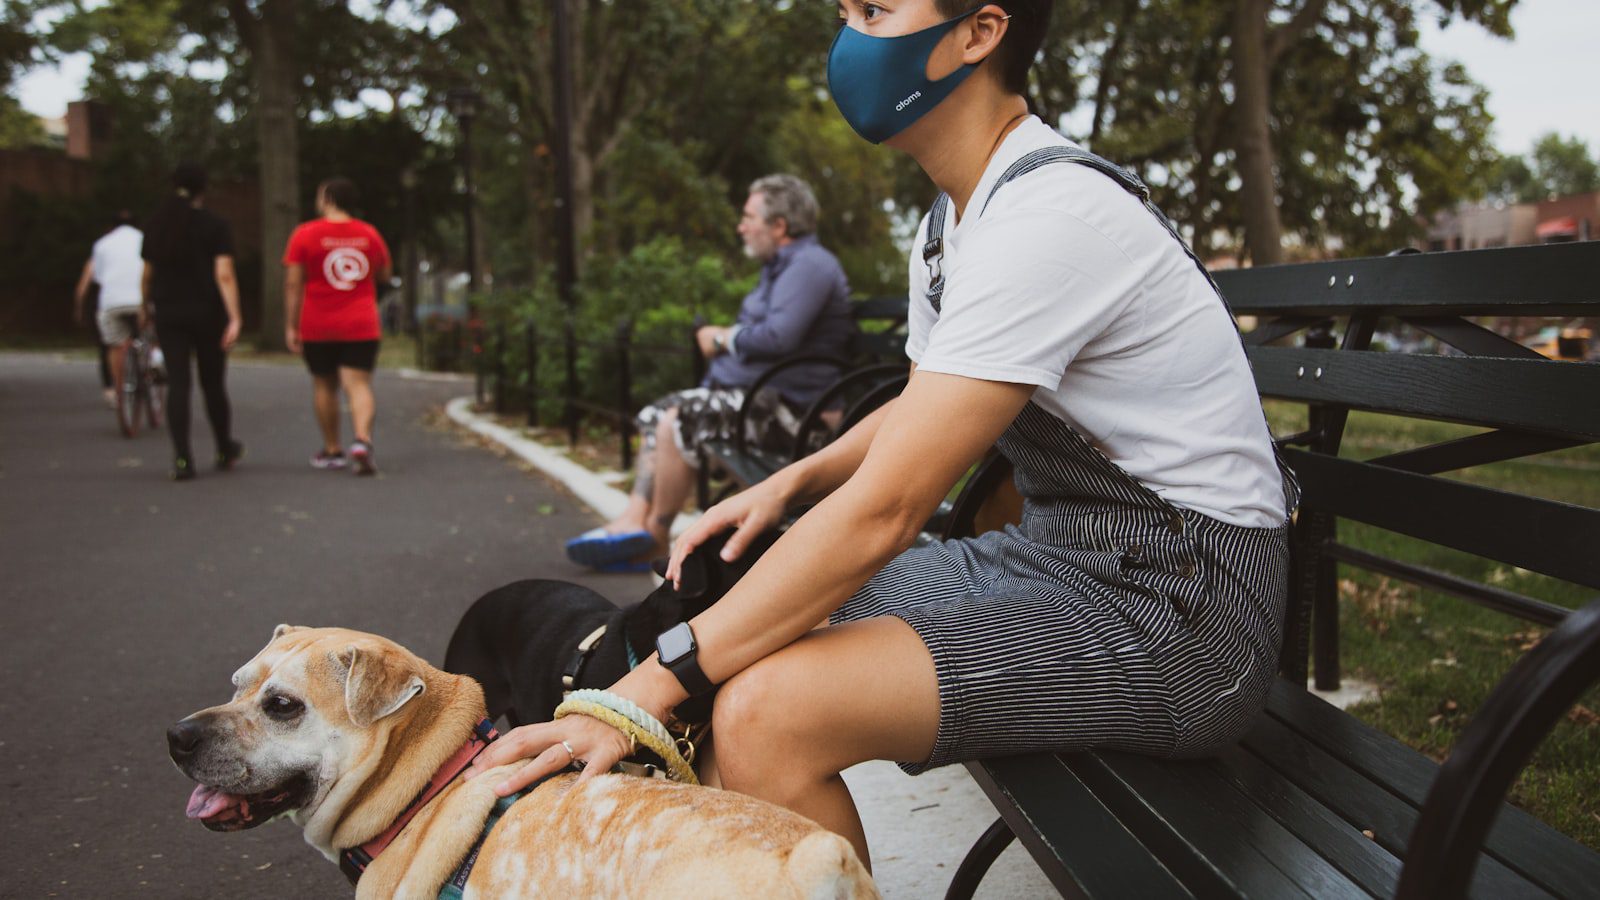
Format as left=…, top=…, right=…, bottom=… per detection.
left=1218, top=242, right=1600, bottom=315
left=1287, top=449, right=1600, bottom=590
left=1249, top=347, right=1600, bottom=440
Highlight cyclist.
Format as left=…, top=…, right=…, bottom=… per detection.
left=73, top=211, right=143, bottom=409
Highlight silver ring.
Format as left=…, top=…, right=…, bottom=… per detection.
left=560, top=739, right=576, bottom=762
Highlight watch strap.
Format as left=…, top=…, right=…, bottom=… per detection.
left=657, top=624, right=715, bottom=697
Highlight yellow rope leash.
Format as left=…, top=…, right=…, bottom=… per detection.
left=553, top=699, right=699, bottom=785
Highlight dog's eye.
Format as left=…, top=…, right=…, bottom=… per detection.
left=262, top=695, right=304, bottom=721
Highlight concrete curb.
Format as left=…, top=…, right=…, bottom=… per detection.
left=444, top=396, right=699, bottom=535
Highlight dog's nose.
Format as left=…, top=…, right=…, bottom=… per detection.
left=167, top=719, right=205, bottom=761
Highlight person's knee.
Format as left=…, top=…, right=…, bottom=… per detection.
left=711, top=659, right=812, bottom=791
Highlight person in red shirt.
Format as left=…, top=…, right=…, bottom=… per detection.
left=283, top=177, right=392, bottom=475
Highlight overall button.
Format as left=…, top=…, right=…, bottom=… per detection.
left=1167, top=511, right=1185, bottom=535
left=1178, top=563, right=1197, bottom=579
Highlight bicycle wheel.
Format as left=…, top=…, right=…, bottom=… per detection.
left=144, top=341, right=165, bottom=429
left=116, top=346, right=141, bottom=438
left=146, top=368, right=165, bottom=429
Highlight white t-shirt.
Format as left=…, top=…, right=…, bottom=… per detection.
left=907, top=117, right=1284, bottom=528
left=92, top=225, right=144, bottom=311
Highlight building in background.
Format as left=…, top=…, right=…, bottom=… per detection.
left=1427, top=192, right=1598, bottom=250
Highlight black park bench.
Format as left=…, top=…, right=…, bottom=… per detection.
left=942, top=242, right=1600, bottom=899
left=695, top=294, right=912, bottom=508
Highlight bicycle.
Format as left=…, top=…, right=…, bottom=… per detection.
left=115, top=315, right=166, bottom=438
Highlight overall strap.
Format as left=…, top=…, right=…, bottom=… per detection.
left=922, top=193, right=951, bottom=311
left=983, top=146, right=1224, bottom=299
left=921, top=143, right=1222, bottom=312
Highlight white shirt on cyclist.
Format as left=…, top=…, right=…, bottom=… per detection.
left=92, top=225, right=144, bottom=312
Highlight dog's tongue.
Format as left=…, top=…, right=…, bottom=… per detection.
left=186, top=784, right=243, bottom=820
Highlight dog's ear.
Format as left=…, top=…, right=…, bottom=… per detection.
left=674, top=543, right=711, bottom=600
left=338, top=645, right=425, bottom=727
left=271, top=624, right=308, bottom=642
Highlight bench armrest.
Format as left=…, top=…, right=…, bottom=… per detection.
left=734, top=354, right=853, bottom=454
left=1397, top=598, right=1600, bottom=899
left=787, top=363, right=907, bottom=462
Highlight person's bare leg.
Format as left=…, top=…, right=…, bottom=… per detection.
left=647, top=407, right=697, bottom=551
left=338, top=366, right=375, bottom=444
left=312, top=374, right=342, bottom=453
left=704, top=616, right=940, bottom=868
left=108, top=342, right=129, bottom=399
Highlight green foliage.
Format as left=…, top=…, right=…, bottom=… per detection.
left=768, top=95, right=913, bottom=297
left=1042, top=0, right=1513, bottom=257
left=297, top=114, right=459, bottom=261
left=1492, top=132, right=1600, bottom=202
left=0, top=95, right=46, bottom=149
left=477, top=238, right=754, bottom=425
left=1263, top=401, right=1600, bottom=848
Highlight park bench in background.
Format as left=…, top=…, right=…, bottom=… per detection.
left=943, top=241, right=1600, bottom=899
left=694, top=294, right=912, bottom=509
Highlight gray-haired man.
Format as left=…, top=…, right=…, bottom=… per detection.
left=566, top=174, right=853, bottom=571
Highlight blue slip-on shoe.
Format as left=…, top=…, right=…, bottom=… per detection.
left=564, top=528, right=656, bottom=568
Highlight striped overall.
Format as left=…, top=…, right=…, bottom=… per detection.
left=833, top=146, right=1302, bottom=774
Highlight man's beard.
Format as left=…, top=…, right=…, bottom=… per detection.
left=742, top=237, right=774, bottom=261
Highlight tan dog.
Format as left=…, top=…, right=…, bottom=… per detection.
left=168, top=625, right=878, bottom=899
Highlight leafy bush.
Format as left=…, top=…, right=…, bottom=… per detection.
left=474, top=237, right=754, bottom=427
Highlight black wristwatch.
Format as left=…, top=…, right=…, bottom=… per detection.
left=655, top=622, right=715, bottom=698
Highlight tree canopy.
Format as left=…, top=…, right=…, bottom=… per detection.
left=6, top=0, right=1554, bottom=336
left=1491, top=133, right=1600, bottom=203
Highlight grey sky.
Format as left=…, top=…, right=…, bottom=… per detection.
left=13, top=0, right=1600, bottom=157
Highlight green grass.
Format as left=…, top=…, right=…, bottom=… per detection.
left=1264, top=401, right=1600, bottom=849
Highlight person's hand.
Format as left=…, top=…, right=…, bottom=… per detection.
left=221, top=318, right=241, bottom=351
left=666, top=478, right=787, bottom=587
left=463, top=712, right=635, bottom=797
left=695, top=325, right=723, bottom=360
left=284, top=326, right=301, bottom=354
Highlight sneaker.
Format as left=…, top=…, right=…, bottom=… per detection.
left=349, top=440, right=376, bottom=476
left=216, top=439, right=245, bottom=471
left=311, top=449, right=348, bottom=470
left=171, top=456, right=196, bottom=481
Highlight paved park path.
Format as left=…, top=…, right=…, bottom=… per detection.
left=0, top=351, right=1051, bottom=899
left=0, top=352, right=658, bottom=897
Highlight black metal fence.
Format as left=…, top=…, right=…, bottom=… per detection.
left=467, top=312, right=702, bottom=472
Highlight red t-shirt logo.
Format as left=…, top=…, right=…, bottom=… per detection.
left=323, top=247, right=371, bottom=291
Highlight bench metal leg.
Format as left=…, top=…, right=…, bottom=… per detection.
left=944, top=816, right=1016, bottom=900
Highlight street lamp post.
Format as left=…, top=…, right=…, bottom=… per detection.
left=447, top=86, right=483, bottom=401
left=400, top=165, right=421, bottom=368
left=551, top=0, right=580, bottom=446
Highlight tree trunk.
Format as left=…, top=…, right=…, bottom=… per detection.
left=254, top=0, right=300, bottom=349
left=1228, top=0, right=1284, bottom=266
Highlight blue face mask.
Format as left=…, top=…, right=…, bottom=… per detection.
left=827, top=7, right=984, bottom=145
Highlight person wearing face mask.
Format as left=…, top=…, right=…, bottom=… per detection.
left=563, top=174, right=852, bottom=572
left=474, top=0, right=1298, bottom=873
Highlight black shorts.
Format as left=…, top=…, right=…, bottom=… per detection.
left=302, top=340, right=379, bottom=377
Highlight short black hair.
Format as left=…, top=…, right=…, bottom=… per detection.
left=935, top=0, right=1052, bottom=96
left=172, top=161, right=207, bottom=198
left=319, top=177, right=359, bottom=213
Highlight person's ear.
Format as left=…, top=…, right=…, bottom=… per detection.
left=962, top=4, right=1010, bottom=65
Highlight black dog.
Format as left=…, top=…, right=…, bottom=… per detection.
left=444, top=529, right=780, bottom=727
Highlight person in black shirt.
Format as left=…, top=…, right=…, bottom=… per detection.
left=139, top=163, right=245, bottom=481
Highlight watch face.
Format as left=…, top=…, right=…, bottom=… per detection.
left=657, top=623, right=695, bottom=664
